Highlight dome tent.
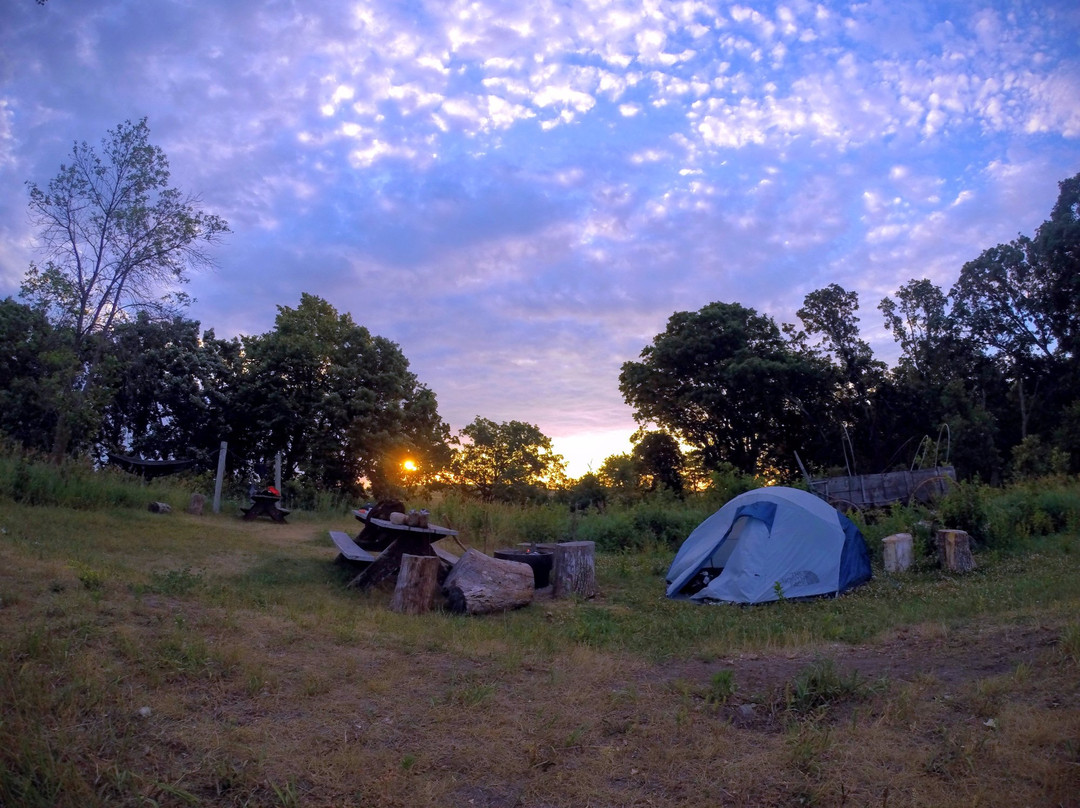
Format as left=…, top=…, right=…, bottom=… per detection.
left=666, top=486, right=872, bottom=604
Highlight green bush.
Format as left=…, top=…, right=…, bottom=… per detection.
left=937, top=481, right=990, bottom=542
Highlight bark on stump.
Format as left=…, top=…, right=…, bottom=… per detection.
left=390, top=554, right=442, bottom=615
left=882, top=533, right=913, bottom=573
left=186, top=493, right=205, bottom=516
left=552, top=541, right=598, bottom=599
left=936, top=529, right=976, bottom=573
left=442, top=549, right=534, bottom=615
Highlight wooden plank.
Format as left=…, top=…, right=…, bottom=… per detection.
left=366, top=516, right=458, bottom=536
left=432, top=543, right=460, bottom=566
left=329, top=530, right=376, bottom=563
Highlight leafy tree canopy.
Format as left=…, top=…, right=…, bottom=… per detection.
left=451, top=417, right=566, bottom=502
left=619, top=301, right=833, bottom=476
left=237, top=294, right=450, bottom=498
left=21, top=118, right=229, bottom=346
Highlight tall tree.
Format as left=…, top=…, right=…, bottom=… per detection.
left=795, top=284, right=887, bottom=472
left=96, top=314, right=240, bottom=463
left=0, top=298, right=75, bottom=453
left=451, top=418, right=566, bottom=502
left=1033, top=172, right=1080, bottom=359
left=236, top=294, right=449, bottom=498
left=632, top=431, right=685, bottom=494
left=619, top=301, right=833, bottom=476
left=877, top=279, right=1002, bottom=479
left=22, top=118, right=229, bottom=347
left=20, top=118, right=228, bottom=457
left=951, top=237, right=1057, bottom=440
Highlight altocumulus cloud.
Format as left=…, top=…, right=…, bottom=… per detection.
left=0, top=0, right=1078, bottom=474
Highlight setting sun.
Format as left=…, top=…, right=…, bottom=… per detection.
left=402, top=459, right=418, bottom=472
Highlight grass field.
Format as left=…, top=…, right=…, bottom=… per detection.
left=1, top=499, right=1078, bottom=807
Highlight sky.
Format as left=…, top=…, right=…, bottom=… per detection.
left=1, top=0, right=1079, bottom=476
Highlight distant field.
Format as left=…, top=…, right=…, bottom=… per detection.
left=1, top=502, right=1078, bottom=807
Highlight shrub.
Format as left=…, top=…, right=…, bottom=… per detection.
left=937, top=481, right=990, bottom=542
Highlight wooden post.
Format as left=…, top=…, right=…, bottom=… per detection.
left=213, top=441, right=227, bottom=514
left=936, top=529, right=976, bottom=573
left=552, top=541, right=598, bottom=599
left=274, top=451, right=282, bottom=495
left=390, top=554, right=442, bottom=615
left=442, top=549, right=534, bottom=615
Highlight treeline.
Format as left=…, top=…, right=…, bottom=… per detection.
left=3, top=116, right=1077, bottom=503
left=621, top=172, right=1080, bottom=487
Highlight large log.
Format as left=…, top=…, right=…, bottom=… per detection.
left=936, top=529, right=976, bottom=573
left=552, top=541, right=598, bottom=599
left=390, top=554, right=442, bottom=615
left=442, top=549, right=534, bottom=615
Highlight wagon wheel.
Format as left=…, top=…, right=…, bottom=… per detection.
left=907, top=475, right=956, bottom=506
left=827, top=497, right=862, bottom=516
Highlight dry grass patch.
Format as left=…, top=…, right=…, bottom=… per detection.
left=2, top=503, right=1079, bottom=806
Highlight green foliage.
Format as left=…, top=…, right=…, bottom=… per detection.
left=706, top=670, right=737, bottom=706
left=937, top=481, right=990, bottom=542
left=619, top=300, right=835, bottom=477
left=1060, top=623, right=1080, bottom=664
left=451, top=417, right=567, bottom=502
left=141, top=567, right=204, bottom=597
left=784, top=657, right=870, bottom=715
left=0, top=443, right=180, bottom=510
left=708, top=462, right=762, bottom=504
left=22, top=118, right=229, bottom=344
left=632, top=431, right=685, bottom=494
left=236, top=294, right=451, bottom=500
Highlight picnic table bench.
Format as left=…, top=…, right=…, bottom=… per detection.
left=329, top=531, right=378, bottom=564
left=242, top=493, right=290, bottom=523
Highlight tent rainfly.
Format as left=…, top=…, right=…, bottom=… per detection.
left=666, top=486, right=872, bottom=604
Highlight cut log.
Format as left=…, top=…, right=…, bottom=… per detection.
left=936, top=529, right=976, bottom=573
left=390, top=554, right=442, bottom=615
left=442, top=549, right=534, bottom=615
left=552, top=541, right=598, bottom=599
left=186, top=492, right=205, bottom=515
left=882, top=533, right=913, bottom=573
left=148, top=501, right=171, bottom=514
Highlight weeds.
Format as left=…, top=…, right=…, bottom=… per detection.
left=783, top=657, right=872, bottom=715
left=1060, top=623, right=1080, bottom=664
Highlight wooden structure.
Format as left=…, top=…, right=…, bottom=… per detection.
left=241, top=493, right=290, bottom=523
left=329, top=530, right=378, bottom=564
left=552, top=541, right=598, bottom=599
left=442, top=549, right=534, bottom=614
left=346, top=513, right=458, bottom=589
left=805, top=466, right=956, bottom=511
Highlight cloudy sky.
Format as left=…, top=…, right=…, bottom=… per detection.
left=2, top=0, right=1079, bottom=475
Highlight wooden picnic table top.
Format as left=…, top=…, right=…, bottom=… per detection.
left=352, top=509, right=458, bottom=536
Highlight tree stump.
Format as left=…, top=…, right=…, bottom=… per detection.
left=186, top=493, right=205, bottom=515
left=882, top=533, right=913, bottom=573
left=442, top=549, right=534, bottom=615
left=552, top=541, right=598, bottom=599
left=390, top=554, right=442, bottom=615
left=936, top=529, right=976, bottom=573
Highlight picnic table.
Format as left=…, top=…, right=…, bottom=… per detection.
left=241, top=493, right=290, bottom=523
left=343, top=510, right=459, bottom=589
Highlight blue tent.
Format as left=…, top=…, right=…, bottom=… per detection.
left=666, top=486, right=872, bottom=604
